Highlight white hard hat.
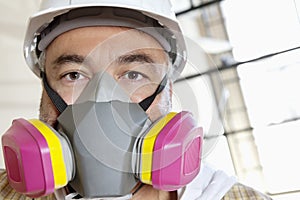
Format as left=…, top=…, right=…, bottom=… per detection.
left=24, top=0, right=187, bottom=80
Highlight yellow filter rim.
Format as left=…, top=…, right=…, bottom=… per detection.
left=29, top=119, right=68, bottom=188
left=140, top=112, right=177, bottom=184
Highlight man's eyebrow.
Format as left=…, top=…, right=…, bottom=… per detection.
left=52, top=54, right=85, bottom=66
left=117, top=53, right=155, bottom=64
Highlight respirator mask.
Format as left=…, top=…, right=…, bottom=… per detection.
left=2, top=45, right=203, bottom=198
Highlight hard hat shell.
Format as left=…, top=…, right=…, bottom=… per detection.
left=24, top=0, right=187, bottom=80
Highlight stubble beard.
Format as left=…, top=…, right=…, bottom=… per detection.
left=39, top=90, right=60, bottom=128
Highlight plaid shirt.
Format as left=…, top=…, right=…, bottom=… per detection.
left=0, top=170, right=272, bottom=200
left=0, top=170, right=55, bottom=200
left=222, top=183, right=273, bottom=200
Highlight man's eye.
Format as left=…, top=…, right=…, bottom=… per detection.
left=122, top=71, right=146, bottom=81
left=63, top=72, right=86, bottom=81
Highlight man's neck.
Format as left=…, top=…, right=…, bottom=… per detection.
left=132, top=184, right=178, bottom=200
left=55, top=184, right=178, bottom=200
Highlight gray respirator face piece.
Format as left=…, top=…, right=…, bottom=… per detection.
left=57, top=73, right=152, bottom=198
left=3, top=33, right=206, bottom=198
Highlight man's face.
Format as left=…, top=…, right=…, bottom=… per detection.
left=40, top=26, right=172, bottom=125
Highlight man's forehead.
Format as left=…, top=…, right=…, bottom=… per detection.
left=48, top=26, right=165, bottom=55
left=45, top=26, right=169, bottom=68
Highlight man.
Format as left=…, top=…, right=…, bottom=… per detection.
left=1, top=0, right=272, bottom=199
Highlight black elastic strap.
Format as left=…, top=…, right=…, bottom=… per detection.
left=139, top=75, right=168, bottom=111
left=132, top=183, right=145, bottom=196
left=41, top=72, right=68, bottom=113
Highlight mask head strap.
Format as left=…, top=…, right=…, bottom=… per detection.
left=138, top=75, right=168, bottom=111
left=41, top=72, right=68, bottom=113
